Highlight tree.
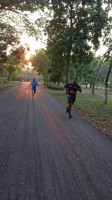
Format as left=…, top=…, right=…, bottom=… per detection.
left=75, top=56, right=101, bottom=87
left=101, top=2, right=112, bottom=103
left=47, top=0, right=107, bottom=84
left=0, top=0, right=48, bottom=35
left=0, top=0, right=49, bottom=72
left=0, top=0, right=47, bottom=12
left=0, top=22, right=19, bottom=74
left=31, top=49, right=50, bottom=84
left=92, top=56, right=105, bottom=94
left=104, top=61, right=112, bottom=104
left=1, top=45, right=27, bottom=81
left=103, top=45, right=112, bottom=104
left=47, top=41, right=66, bottom=84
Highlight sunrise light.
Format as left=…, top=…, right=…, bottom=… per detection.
left=25, top=53, right=31, bottom=61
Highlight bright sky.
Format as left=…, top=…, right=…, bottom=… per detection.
left=20, top=7, right=112, bottom=58
left=21, top=34, right=47, bottom=55
left=21, top=34, right=108, bottom=58
left=95, top=40, right=108, bottom=56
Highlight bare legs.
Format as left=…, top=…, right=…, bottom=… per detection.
left=67, top=104, right=72, bottom=118
left=32, top=90, right=36, bottom=99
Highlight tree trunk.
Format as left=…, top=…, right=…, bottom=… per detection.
left=65, top=3, right=73, bottom=86
left=73, top=64, right=76, bottom=79
left=104, top=64, right=112, bottom=104
left=66, top=53, right=71, bottom=85
left=92, top=57, right=104, bottom=94
left=57, top=76, right=60, bottom=85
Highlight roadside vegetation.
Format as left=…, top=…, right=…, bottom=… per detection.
left=0, top=81, right=19, bottom=89
left=45, top=86, right=112, bottom=137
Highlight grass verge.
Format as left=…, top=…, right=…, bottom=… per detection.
left=45, top=86, right=112, bottom=138
left=0, top=81, right=19, bottom=89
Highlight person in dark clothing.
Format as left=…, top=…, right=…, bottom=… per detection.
left=64, top=78, right=82, bottom=118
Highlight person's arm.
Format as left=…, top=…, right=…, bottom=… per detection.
left=64, top=84, right=69, bottom=88
left=29, top=82, right=32, bottom=88
left=78, top=87, right=82, bottom=93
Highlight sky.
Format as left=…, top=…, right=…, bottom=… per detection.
left=21, top=33, right=108, bottom=57
left=20, top=9, right=49, bottom=56
left=20, top=7, right=112, bottom=58
left=20, top=34, right=47, bottom=55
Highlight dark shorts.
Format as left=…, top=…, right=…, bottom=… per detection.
left=32, top=89, right=36, bottom=93
left=67, top=94, right=76, bottom=105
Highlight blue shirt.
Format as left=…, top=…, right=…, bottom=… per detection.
left=32, top=81, right=38, bottom=90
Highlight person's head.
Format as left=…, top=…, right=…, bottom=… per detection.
left=72, top=78, right=78, bottom=85
left=33, top=78, right=36, bottom=82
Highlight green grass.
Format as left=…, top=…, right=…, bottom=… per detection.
left=45, top=86, right=112, bottom=134
left=44, top=83, right=64, bottom=90
left=0, top=81, right=19, bottom=88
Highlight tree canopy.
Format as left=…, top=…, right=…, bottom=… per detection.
left=0, top=0, right=48, bottom=12
left=31, top=49, right=50, bottom=84
left=46, top=0, right=108, bottom=84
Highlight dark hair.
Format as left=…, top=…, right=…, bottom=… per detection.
left=74, top=78, right=78, bottom=81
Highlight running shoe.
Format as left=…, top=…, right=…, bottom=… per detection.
left=69, top=113, right=72, bottom=118
left=66, top=107, right=69, bottom=113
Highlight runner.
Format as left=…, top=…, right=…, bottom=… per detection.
left=30, top=78, right=38, bottom=99
left=64, top=78, right=82, bottom=118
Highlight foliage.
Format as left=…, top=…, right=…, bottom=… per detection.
left=0, top=0, right=49, bottom=75
left=0, top=81, right=19, bottom=88
left=75, top=57, right=101, bottom=86
left=46, top=0, right=108, bottom=84
left=0, top=45, right=27, bottom=81
left=31, top=49, right=50, bottom=84
left=0, top=22, right=19, bottom=71
left=108, top=80, right=112, bottom=89
left=47, top=41, right=66, bottom=84
left=0, top=0, right=48, bottom=12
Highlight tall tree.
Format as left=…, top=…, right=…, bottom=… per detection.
left=103, top=45, right=112, bottom=104
left=102, top=2, right=112, bottom=103
left=47, top=41, right=66, bottom=84
left=92, top=56, right=105, bottom=94
left=47, top=0, right=107, bottom=84
left=0, top=22, right=19, bottom=75
left=104, top=61, right=112, bottom=104
left=0, top=0, right=48, bottom=12
left=1, top=45, right=27, bottom=81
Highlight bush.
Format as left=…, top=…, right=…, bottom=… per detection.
left=108, top=80, right=112, bottom=89
left=46, top=83, right=64, bottom=90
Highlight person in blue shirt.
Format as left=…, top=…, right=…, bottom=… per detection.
left=30, top=78, right=38, bottom=99
left=64, top=78, right=82, bottom=118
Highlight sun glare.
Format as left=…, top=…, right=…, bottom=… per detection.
left=25, top=53, right=31, bottom=61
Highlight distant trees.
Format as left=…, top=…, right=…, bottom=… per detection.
left=75, top=57, right=101, bottom=86
left=0, top=46, right=27, bottom=81
left=0, top=22, right=19, bottom=74
left=31, top=50, right=51, bottom=84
